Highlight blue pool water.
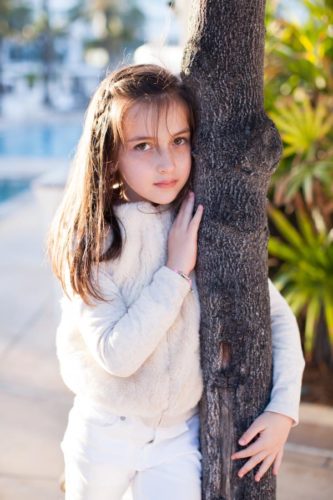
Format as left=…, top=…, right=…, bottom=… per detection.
left=0, top=122, right=82, bottom=158
left=0, top=121, right=83, bottom=204
left=0, top=178, right=32, bottom=203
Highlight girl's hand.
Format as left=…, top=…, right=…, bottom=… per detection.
left=166, top=191, right=204, bottom=275
left=231, top=411, right=293, bottom=482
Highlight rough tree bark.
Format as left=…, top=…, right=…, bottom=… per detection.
left=181, top=1, right=283, bottom=499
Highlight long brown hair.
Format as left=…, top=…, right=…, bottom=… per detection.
left=47, top=64, right=197, bottom=304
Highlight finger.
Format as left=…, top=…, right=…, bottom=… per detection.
left=238, top=420, right=266, bottom=447
left=176, top=191, right=192, bottom=215
left=177, top=192, right=195, bottom=226
left=272, top=448, right=284, bottom=476
left=231, top=440, right=264, bottom=461
left=254, top=454, right=276, bottom=482
left=189, top=204, right=204, bottom=230
left=237, top=450, right=267, bottom=478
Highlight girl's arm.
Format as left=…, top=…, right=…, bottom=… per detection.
left=62, top=192, right=201, bottom=380
left=231, top=279, right=306, bottom=481
left=67, top=264, right=192, bottom=377
left=264, top=278, right=306, bottom=427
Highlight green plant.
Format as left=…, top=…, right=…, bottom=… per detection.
left=263, top=2, right=333, bottom=379
left=268, top=204, right=333, bottom=360
left=269, top=95, right=333, bottom=158
left=268, top=93, right=333, bottom=222
left=273, top=159, right=333, bottom=207
left=265, top=0, right=333, bottom=108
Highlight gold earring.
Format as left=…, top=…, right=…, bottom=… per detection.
left=112, top=170, right=123, bottom=189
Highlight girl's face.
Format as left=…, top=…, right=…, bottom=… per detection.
left=116, top=98, right=192, bottom=205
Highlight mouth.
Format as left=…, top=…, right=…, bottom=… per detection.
left=154, top=180, right=178, bottom=188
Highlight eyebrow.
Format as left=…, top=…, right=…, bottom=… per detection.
left=127, top=128, right=191, bottom=142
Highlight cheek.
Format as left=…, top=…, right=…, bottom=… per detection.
left=118, top=154, right=139, bottom=178
left=118, top=158, right=152, bottom=188
left=179, top=149, right=192, bottom=177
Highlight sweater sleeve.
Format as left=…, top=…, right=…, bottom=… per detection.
left=74, top=265, right=191, bottom=377
left=263, top=279, right=306, bottom=427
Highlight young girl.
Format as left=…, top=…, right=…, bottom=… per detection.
left=48, top=64, right=305, bottom=499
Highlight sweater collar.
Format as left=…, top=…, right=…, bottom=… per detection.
left=113, top=200, right=174, bottom=217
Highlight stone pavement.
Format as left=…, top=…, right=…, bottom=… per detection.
left=0, top=191, right=332, bottom=500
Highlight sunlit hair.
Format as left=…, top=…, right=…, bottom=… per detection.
left=47, top=63, right=196, bottom=304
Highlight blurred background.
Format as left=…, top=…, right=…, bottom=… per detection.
left=0, top=0, right=332, bottom=499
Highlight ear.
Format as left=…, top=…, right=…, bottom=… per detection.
left=112, top=168, right=123, bottom=188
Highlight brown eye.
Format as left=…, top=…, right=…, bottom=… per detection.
left=174, top=137, right=188, bottom=146
left=134, top=142, right=150, bottom=151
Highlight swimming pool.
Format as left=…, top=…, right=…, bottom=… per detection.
left=0, top=121, right=82, bottom=158
left=0, top=120, right=82, bottom=205
left=0, top=178, right=32, bottom=203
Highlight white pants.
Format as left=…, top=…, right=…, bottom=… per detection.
left=61, top=397, right=202, bottom=500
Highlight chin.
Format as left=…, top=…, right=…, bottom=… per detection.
left=155, top=195, right=179, bottom=206
left=151, top=188, right=182, bottom=205
left=157, top=197, right=175, bottom=204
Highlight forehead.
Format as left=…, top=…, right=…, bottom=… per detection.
left=122, top=98, right=190, bottom=138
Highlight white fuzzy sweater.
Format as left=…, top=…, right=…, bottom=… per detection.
left=56, top=200, right=305, bottom=428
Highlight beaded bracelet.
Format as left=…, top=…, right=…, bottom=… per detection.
left=172, top=269, right=193, bottom=291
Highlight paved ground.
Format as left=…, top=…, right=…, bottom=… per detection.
left=0, top=190, right=332, bottom=499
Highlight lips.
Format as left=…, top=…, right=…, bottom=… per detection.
left=154, top=180, right=178, bottom=186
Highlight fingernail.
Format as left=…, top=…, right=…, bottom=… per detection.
left=239, top=439, right=245, bottom=445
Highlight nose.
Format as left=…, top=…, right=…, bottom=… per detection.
left=156, top=148, right=175, bottom=173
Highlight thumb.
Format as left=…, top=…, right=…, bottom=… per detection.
left=238, top=419, right=266, bottom=446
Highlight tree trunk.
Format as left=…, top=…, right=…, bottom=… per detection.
left=181, top=1, right=282, bottom=498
